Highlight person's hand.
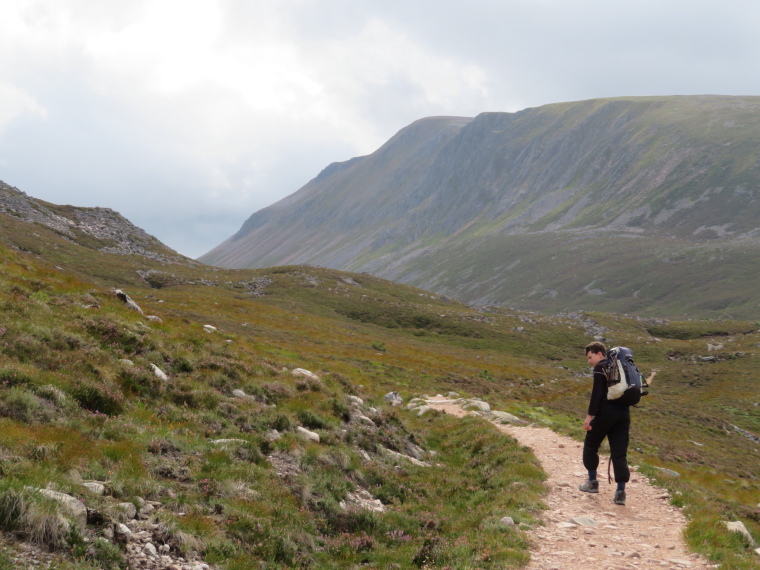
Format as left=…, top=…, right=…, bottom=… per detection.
left=583, top=415, right=594, bottom=431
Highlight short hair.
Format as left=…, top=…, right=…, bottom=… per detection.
left=585, top=341, right=607, bottom=356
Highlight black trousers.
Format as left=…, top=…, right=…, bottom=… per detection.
left=583, top=404, right=630, bottom=483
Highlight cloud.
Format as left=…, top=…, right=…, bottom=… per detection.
left=1, top=0, right=760, bottom=257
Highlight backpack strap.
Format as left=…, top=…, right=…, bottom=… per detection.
left=608, top=455, right=613, bottom=484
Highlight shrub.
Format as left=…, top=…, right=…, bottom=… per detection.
left=35, top=385, right=68, bottom=407
left=70, top=381, right=124, bottom=416
left=83, top=317, right=145, bottom=354
left=0, top=388, right=44, bottom=423
left=295, top=377, right=324, bottom=392
left=88, top=537, right=126, bottom=570
left=119, top=367, right=164, bottom=399
left=171, top=356, right=195, bottom=373
left=0, top=486, right=25, bottom=531
left=0, top=368, right=33, bottom=388
left=297, top=410, right=329, bottom=430
left=331, top=399, right=352, bottom=423
left=1, top=335, right=46, bottom=363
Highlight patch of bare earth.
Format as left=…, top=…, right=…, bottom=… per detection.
left=426, top=397, right=714, bottom=570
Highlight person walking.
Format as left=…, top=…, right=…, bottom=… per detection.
left=578, top=341, right=655, bottom=505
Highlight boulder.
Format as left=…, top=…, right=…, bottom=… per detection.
left=462, top=400, right=491, bottom=412
left=35, top=489, right=87, bottom=529
left=150, top=363, right=168, bottom=382
left=292, top=368, right=319, bottom=381
left=296, top=426, right=320, bottom=443
left=82, top=481, right=105, bottom=495
left=356, top=414, right=376, bottom=426
left=114, top=523, right=132, bottom=543
left=117, top=502, right=137, bottom=520
left=113, top=289, right=144, bottom=314
left=490, top=411, right=524, bottom=424
left=383, top=391, right=403, bottom=406
left=724, top=521, right=755, bottom=545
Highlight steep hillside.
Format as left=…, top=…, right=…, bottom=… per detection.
left=200, top=96, right=760, bottom=319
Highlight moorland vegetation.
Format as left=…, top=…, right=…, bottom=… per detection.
left=0, top=187, right=758, bottom=568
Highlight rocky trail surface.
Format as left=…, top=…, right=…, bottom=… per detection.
left=424, top=396, right=715, bottom=570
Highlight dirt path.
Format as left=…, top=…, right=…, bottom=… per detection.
left=425, top=397, right=714, bottom=570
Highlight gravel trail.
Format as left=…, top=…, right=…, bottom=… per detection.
left=425, top=396, right=714, bottom=570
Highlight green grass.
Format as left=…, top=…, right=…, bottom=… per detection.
left=0, top=216, right=758, bottom=567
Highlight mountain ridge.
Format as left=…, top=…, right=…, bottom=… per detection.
left=200, top=95, right=760, bottom=318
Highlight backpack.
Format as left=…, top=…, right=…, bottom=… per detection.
left=604, top=346, right=648, bottom=406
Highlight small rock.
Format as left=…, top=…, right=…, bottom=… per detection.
left=416, top=405, right=431, bottom=416
left=569, top=516, right=598, bottom=527
left=347, top=395, right=364, bottom=406
left=203, top=324, right=217, bottom=333
left=500, top=516, right=515, bottom=527
left=144, top=542, right=158, bottom=557
left=231, top=389, right=248, bottom=398
left=653, top=466, right=681, bottom=478
left=146, top=315, right=162, bottom=323
left=211, top=438, right=246, bottom=447
left=119, top=359, right=134, bottom=367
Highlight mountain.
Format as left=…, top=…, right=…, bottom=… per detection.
left=200, top=96, right=760, bottom=319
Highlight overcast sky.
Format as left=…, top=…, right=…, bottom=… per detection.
left=1, top=0, right=759, bottom=258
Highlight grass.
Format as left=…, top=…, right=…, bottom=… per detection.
left=0, top=217, right=758, bottom=567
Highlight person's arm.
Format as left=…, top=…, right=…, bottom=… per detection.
left=586, top=365, right=606, bottom=419
left=643, top=369, right=658, bottom=387
left=583, top=414, right=594, bottom=431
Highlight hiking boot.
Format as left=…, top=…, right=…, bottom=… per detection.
left=612, top=489, right=626, bottom=505
left=578, top=479, right=599, bottom=493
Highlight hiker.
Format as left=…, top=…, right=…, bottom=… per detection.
left=578, top=341, right=656, bottom=505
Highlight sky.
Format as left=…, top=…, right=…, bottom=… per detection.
left=1, top=1, right=760, bottom=258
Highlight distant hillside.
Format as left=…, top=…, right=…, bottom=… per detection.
left=0, top=180, right=188, bottom=264
left=200, top=96, right=760, bottom=319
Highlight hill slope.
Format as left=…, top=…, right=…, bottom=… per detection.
left=200, top=96, right=760, bottom=319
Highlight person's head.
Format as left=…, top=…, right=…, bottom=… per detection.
left=585, top=341, right=607, bottom=366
